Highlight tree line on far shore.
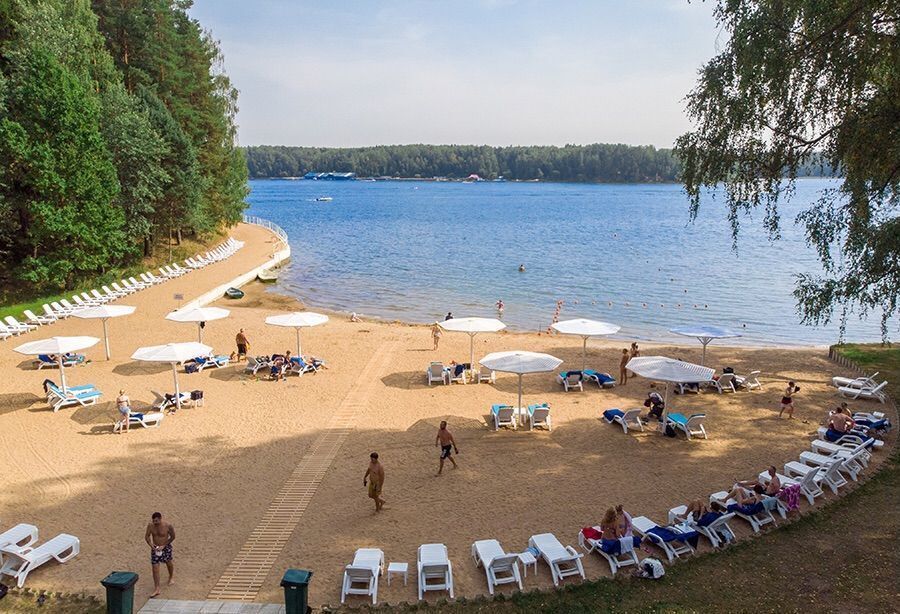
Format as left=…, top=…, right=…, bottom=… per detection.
left=0, top=0, right=247, bottom=295
left=244, top=143, right=836, bottom=182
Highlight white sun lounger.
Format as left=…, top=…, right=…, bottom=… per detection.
left=783, top=458, right=848, bottom=494
left=46, top=383, right=102, bottom=412
left=838, top=381, right=887, bottom=403
left=43, top=304, right=62, bottom=321
left=4, top=316, right=36, bottom=333
left=426, top=362, right=447, bottom=386
left=557, top=372, right=584, bottom=392
left=24, top=310, right=55, bottom=326
left=709, top=490, right=777, bottom=533
left=491, top=405, right=516, bottom=430
left=89, top=289, right=109, bottom=303
left=114, top=411, right=165, bottom=433
left=527, top=405, right=551, bottom=431
left=831, top=372, right=879, bottom=389
left=811, top=439, right=872, bottom=468
left=632, top=515, right=695, bottom=562
left=478, top=366, right=495, bottom=384
left=0, top=533, right=79, bottom=588
left=417, top=543, right=453, bottom=600
left=0, top=524, right=39, bottom=565
left=798, top=449, right=866, bottom=482
left=341, top=547, right=383, bottom=605
left=577, top=526, right=640, bottom=574
left=667, top=507, right=736, bottom=548
left=471, top=539, right=522, bottom=594
left=757, top=467, right=823, bottom=506
left=603, top=408, right=645, bottom=434
left=707, top=373, right=736, bottom=393
left=665, top=413, right=707, bottom=440
left=734, top=370, right=761, bottom=390
left=528, top=533, right=584, bottom=586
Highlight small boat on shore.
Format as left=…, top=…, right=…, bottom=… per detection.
left=224, top=287, right=245, bottom=299
left=257, top=269, right=278, bottom=283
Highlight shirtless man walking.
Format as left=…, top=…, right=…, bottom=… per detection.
left=435, top=420, right=459, bottom=475
left=363, top=452, right=385, bottom=512
left=144, top=512, right=175, bottom=598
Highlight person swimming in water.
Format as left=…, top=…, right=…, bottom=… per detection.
left=518, top=264, right=526, bottom=272
left=496, top=299, right=504, bottom=315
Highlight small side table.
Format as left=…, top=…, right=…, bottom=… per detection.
left=518, top=551, right=537, bottom=577
left=387, top=561, right=408, bottom=586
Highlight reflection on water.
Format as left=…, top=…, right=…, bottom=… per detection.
left=247, top=178, right=893, bottom=346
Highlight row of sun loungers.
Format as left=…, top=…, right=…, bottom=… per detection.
left=491, top=403, right=551, bottom=431
left=0, top=238, right=244, bottom=341
left=0, top=523, right=80, bottom=588
left=830, top=372, right=889, bottom=403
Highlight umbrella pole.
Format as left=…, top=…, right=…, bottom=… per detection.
left=700, top=338, right=710, bottom=366
left=582, top=336, right=588, bottom=372
left=198, top=322, right=203, bottom=344
left=518, top=374, right=523, bottom=411
left=103, top=318, right=111, bottom=360
left=172, top=363, right=181, bottom=409
left=469, top=334, right=475, bottom=370
left=58, top=355, right=68, bottom=394
left=296, top=328, right=302, bottom=356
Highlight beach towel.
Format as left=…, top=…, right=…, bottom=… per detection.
left=648, top=526, right=697, bottom=544
left=602, top=408, right=624, bottom=422
left=581, top=527, right=602, bottom=541
left=778, top=484, right=802, bottom=512
left=824, top=427, right=847, bottom=442
left=599, top=536, right=640, bottom=555
left=728, top=502, right=764, bottom=516
left=697, top=511, right=722, bottom=527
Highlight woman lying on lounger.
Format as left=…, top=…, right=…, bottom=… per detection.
left=734, top=466, right=780, bottom=496
left=683, top=500, right=729, bottom=527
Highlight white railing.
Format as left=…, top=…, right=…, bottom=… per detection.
left=243, top=214, right=289, bottom=246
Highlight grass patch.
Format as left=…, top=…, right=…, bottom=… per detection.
left=339, top=345, right=899, bottom=614
left=0, top=233, right=225, bottom=320
left=0, top=590, right=104, bottom=613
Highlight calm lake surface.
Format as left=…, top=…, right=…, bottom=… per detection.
left=246, top=178, right=891, bottom=346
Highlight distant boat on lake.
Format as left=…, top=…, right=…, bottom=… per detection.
left=315, top=196, right=333, bottom=202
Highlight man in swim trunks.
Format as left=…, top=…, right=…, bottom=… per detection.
left=145, top=512, right=175, bottom=598
left=363, top=452, right=385, bottom=512
left=435, top=420, right=459, bottom=475
left=235, top=328, right=249, bottom=361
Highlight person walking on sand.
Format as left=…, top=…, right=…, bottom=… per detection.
left=431, top=322, right=442, bottom=350
left=145, top=512, right=175, bottom=598
left=629, top=342, right=640, bottom=378
left=435, top=420, right=459, bottom=475
left=619, top=349, right=630, bottom=385
left=364, top=452, right=385, bottom=512
left=780, top=381, right=799, bottom=419
left=235, top=328, right=250, bottom=361
left=116, top=389, right=132, bottom=433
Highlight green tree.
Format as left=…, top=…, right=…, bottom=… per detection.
left=0, top=46, right=125, bottom=288
left=676, top=1, right=899, bottom=339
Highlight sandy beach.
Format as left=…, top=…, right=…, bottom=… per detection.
left=0, top=223, right=893, bottom=609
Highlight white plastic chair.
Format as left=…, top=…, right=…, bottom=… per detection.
left=528, top=533, right=584, bottom=586
left=471, top=539, right=522, bottom=594
left=417, top=543, right=453, bottom=600
left=341, top=547, right=383, bottom=605
left=0, top=533, right=79, bottom=587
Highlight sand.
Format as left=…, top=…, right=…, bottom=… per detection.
left=0, top=222, right=893, bottom=609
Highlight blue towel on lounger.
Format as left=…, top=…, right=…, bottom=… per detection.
left=603, top=408, right=624, bottom=422
left=667, top=413, right=688, bottom=425
left=492, top=404, right=512, bottom=414
left=585, top=370, right=616, bottom=385
left=648, top=526, right=699, bottom=548
left=599, top=536, right=641, bottom=555
left=728, top=502, right=764, bottom=516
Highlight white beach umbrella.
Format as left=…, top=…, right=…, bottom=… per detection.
left=551, top=318, right=621, bottom=371
left=670, top=324, right=742, bottom=366
left=131, top=342, right=212, bottom=409
left=71, top=305, right=136, bottom=360
left=479, top=350, right=563, bottom=410
left=625, top=355, right=714, bottom=431
left=439, top=317, right=506, bottom=367
left=165, top=306, right=231, bottom=343
left=265, top=312, right=329, bottom=355
left=14, top=336, right=99, bottom=393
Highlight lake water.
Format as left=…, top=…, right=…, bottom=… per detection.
left=246, top=178, right=892, bottom=346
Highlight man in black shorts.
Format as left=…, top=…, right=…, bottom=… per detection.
left=145, top=512, right=175, bottom=598
left=435, top=420, right=459, bottom=475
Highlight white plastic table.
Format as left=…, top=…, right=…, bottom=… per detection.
left=387, top=561, right=408, bottom=586
left=517, top=551, right=537, bottom=577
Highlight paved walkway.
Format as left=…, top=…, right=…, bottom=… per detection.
left=139, top=599, right=284, bottom=613
left=206, top=339, right=400, bottom=601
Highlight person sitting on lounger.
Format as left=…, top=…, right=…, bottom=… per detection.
left=688, top=500, right=730, bottom=527
left=735, top=466, right=780, bottom=496
left=725, top=486, right=765, bottom=515
left=270, top=353, right=286, bottom=381
left=643, top=392, right=665, bottom=421
left=599, top=507, right=642, bottom=555
left=826, top=410, right=855, bottom=442
left=305, top=356, right=326, bottom=369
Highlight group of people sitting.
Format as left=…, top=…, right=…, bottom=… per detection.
left=257, top=351, right=326, bottom=381
left=584, top=505, right=650, bottom=557
left=825, top=402, right=890, bottom=443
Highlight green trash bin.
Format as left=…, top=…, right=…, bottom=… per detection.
left=280, top=568, right=313, bottom=614
left=101, top=571, right=139, bottom=614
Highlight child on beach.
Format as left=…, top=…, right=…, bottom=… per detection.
left=780, top=381, right=799, bottom=418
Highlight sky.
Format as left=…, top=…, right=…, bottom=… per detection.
left=188, top=0, right=724, bottom=149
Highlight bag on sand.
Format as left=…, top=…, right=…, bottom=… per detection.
left=638, top=557, right=665, bottom=579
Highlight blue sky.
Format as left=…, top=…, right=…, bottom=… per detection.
left=189, top=1, right=723, bottom=148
